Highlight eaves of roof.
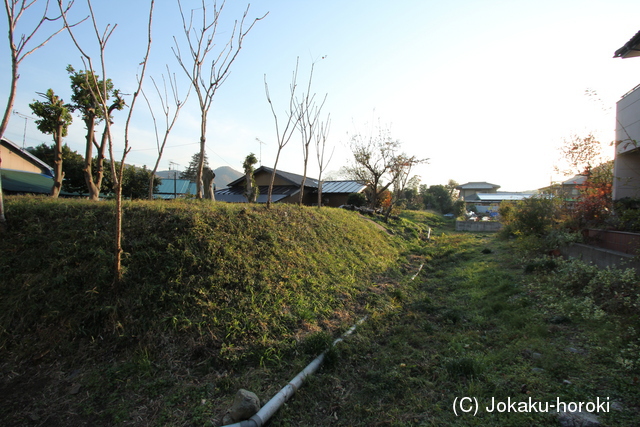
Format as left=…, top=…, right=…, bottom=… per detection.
left=614, top=30, right=640, bottom=59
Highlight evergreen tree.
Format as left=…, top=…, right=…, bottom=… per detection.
left=181, top=151, right=209, bottom=182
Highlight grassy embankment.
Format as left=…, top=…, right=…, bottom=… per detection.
left=1, top=199, right=639, bottom=426
left=0, top=196, right=432, bottom=426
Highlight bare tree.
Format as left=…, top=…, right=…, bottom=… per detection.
left=343, top=123, right=427, bottom=211
left=172, top=0, right=266, bottom=199
left=141, top=67, right=190, bottom=199
left=1, top=0, right=81, bottom=230
left=342, top=125, right=401, bottom=209
left=315, top=114, right=332, bottom=207
left=384, top=154, right=427, bottom=221
left=294, top=61, right=327, bottom=205
left=1, top=0, right=80, bottom=138
left=60, top=0, right=154, bottom=285
left=264, top=59, right=301, bottom=208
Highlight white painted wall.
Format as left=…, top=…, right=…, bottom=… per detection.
left=614, top=85, right=640, bottom=199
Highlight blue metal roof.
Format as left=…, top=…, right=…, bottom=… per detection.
left=320, top=181, right=366, bottom=194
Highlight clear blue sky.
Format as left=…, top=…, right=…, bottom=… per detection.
left=2, top=0, right=640, bottom=191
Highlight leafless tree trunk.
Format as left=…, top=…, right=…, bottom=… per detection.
left=1, top=0, right=81, bottom=231
left=264, top=59, right=300, bottom=208
left=142, top=68, right=190, bottom=200
left=173, top=0, right=266, bottom=199
left=295, top=61, right=326, bottom=205
left=60, top=0, right=154, bottom=286
left=315, top=115, right=332, bottom=207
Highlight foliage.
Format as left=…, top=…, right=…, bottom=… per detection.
left=101, top=162, right=161, bottom=199
left=420, top=184, right=457, bottom=213
left=29, top=89, right=74, bottom=197
left=612, top=197, right=640, bottom=232
left=346, top=192, right=367, bottom=207
left=572, top=161, right=613, bottom=227
left=500, top=196, right=562, bottom=238
left=26, top=143, right=85, bottom=194
left=242, top=153, right=259, bottom=202
left=451, top=199, right=465, bottom=217
left=180, top=151, right=209, bottom=182
left=29, top=89, right=73, bottom=138
left=67, top=65, right=119, bottom=123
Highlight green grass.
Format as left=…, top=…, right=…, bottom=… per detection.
left=1, top=199, right=638, bottom=426
left=270, top=233, right=640, bottom=426
left=0, top=196, right=403, bottom=426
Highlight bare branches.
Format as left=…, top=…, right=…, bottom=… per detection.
left=59, top=0, right=155, bottom=285
left=1, top=0, right=83, bottom=139
left=264, top=58, right=302, bottom=207
left=142, top=66, right=191, bottom=199
left=315, top=113, right=333, bottom=207
left=173, top=0, right=267, bottom=198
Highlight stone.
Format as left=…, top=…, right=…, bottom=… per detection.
left=222, top=389, right=261, bottom=425
left=556, top=410, right=600, bottom=427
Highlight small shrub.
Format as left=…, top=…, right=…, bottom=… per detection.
left=346, top=192, right=367, bottom=207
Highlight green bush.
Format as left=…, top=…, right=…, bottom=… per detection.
left=347, top=192, right=367, bottom=207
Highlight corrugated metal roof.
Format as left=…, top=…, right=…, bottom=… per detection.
left=215, top=185, right=300, bottom=203
left=466, top=192, right=535, bottom=202
left=320, top=181, right=366, bottom=194
left=1, top=169, right=53, bottom=193
left=155, top=179, right=197, bottom=196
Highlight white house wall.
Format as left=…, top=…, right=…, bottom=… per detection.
left=615, top=85, right=640, bottom=199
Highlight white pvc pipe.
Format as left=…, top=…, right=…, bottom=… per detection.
left=223, top=316, right=368, bottom=427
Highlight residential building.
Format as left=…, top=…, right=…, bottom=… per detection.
left=456, top=182, right=500, bottom=200
left=214, top=166, right=366, bottom=207
left=0, top=137, right=54, bottom=194
left=613, top=31, right=640, bottom=200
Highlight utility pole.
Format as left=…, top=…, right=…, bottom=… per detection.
left=169, top=161, right=179, bottom=199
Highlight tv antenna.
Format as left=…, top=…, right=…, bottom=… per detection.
left=13, top=110, right=35, bottom=149
left=255, top=137, right=266, bottom=166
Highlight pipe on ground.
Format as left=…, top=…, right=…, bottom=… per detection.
left=223, top=316, right=368, bottom=427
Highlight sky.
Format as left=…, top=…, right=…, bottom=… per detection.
left=2, top=0, right=640, bottom=192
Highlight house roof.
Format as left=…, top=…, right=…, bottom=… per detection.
left=456, top=182, right=500, bottom=190
left=227, top=166, right=319, bottom=188
left=0, top=168, right=53, bottom=193
left=320, top=180, right=366, bottom=194
left=562, top=175, right=587, bottom=186
left=465, top=192, right=535, bottom=202
left=614, top=30, right=640, bottom=59
left=1, top=138, right=54, bottom=177
left=215, top=185, right=299, bottom=203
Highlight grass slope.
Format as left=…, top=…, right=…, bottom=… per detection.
left=0, top=197, right=415, bottom=426
left=273, top=230, right=640, bottom=426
